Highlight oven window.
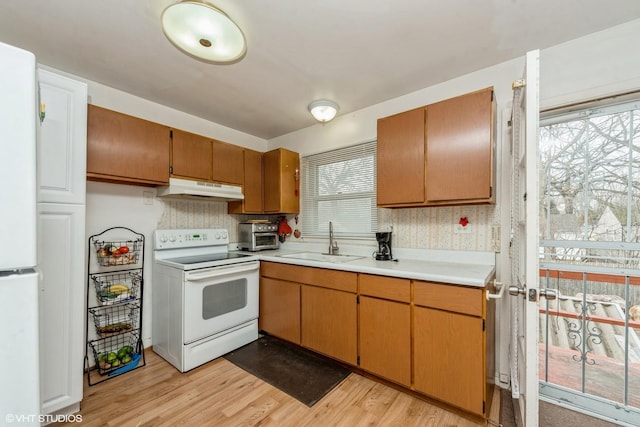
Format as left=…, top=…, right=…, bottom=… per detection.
left=202, top=278, right=247, bottom=319
left=255, top=234, right=275, bottom=246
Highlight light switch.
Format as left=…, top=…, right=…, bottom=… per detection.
left=143, top=190, right=154, bottom=205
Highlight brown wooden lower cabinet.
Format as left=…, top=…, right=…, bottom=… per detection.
left=413, top=306, right=486, bottom=416
left=359, top=295, right=411, bottom=387
left=258, top=276, right=300, bottom=344
left=258, top=262, right=493, bottom=419
left=300, top=285, right=357, bottom=365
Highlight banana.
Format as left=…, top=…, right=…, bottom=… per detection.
left=108, top=284, right=130, bottom=295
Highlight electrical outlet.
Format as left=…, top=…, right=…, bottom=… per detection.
left=492, top=224, right=501, bottom=252
left=499, top=373, right=510, bottom=385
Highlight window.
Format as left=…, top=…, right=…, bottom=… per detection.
left=301, top=141, right=377, bottom=238
left=540, top=98, right=640, bottom=268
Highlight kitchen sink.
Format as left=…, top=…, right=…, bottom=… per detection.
left=279, top=252, right=364, bottom=263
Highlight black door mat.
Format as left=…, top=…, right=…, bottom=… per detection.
left=224, top=334, right=351, bottom=407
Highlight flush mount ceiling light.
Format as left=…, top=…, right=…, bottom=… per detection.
left=161, top=1, right=246, bottom=64
left=308, top=99, right=340, bottom=123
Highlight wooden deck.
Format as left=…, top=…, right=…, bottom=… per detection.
left=539, top=344, right=640, bottom=408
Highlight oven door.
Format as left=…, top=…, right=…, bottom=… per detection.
left=183, top=261, right=259, bottom=344
left=253, top=232, right=278, bottom=250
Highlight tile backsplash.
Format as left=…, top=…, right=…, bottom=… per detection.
left=377, top=205, right=497, bottom=251
left=157, top=199, right=243, bottom=241
left=158, top=198, right=497, bottom=252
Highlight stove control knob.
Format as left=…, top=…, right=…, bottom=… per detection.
left=169, top=235, right=176, bottom=242
left=222, top=232, right=228, bottom=239
left=159, top=235, right=167, bottom=243
left=215, top=233, right=221, bottom=240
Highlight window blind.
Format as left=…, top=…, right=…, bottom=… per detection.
left=301, top=141, right=377, bottom=238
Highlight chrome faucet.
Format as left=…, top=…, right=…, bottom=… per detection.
left=328, top=221, right=339, bottom=255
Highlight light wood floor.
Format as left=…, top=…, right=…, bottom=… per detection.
left=57, top=349, right=500, bottom=427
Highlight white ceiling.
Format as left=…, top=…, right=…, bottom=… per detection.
left=1, top=1, right=640, bottom=140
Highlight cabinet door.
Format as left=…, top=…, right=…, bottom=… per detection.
left=426, top=88, right=494, bottom=203
left=243, top=149, right=264, bottom=212
left=38, top=203, right=85, bottom=414
left=211, top=140, right=243, bottom=185
left=359, top=296, right=411, bottom=387
left=301, top=285, right=357, bottom=365
left=87, top=105, right=170, bottom=185
left=38, top=70, right=87, bottom=204
left=170, top=129, right=212, bottom=181
left=259, top=277, right=300, bottom=344
left=376, top=108, right=426, bottom=206
left=413, top=306, right=485, bottom=416
left=263, top=148, right=300, bottom=214
left=228, top=148, right=263, bottom=214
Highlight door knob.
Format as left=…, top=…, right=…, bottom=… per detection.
left=508, top=286, right=526, bottom=297
left=539, top=289, right=557, bottom=300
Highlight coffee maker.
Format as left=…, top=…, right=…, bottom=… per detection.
left=374, top=232, right=393, bottom=260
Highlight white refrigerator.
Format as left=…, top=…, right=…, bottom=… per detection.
left=0, top=41, right=41, bottom=424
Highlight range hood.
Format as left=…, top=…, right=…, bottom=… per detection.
left=157, top=178, right=244, bottom=201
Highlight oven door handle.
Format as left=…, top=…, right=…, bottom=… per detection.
left=185, top=262, right=259, bottom=281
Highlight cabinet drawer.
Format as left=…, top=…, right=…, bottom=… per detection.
left=359, top=274, right=410, bottom=303
left=413, top=281, right=483, bottom=317
left=260, top=262, right=357, bottom=293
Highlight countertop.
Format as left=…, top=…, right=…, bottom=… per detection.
left=237, top=244, right=496, bottom=288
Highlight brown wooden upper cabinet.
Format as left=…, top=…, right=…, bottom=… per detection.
left=170, top=129, right=243, bottom=185
left=87, top=105, right=170, bottom=185
left=170, top=129, right=212, bottom=181
left=263, top=148, right=300, bottom=214
left=377, top=107, right=426, bottom=205
left=228, top=148, right=264, bottom=214
left=377, top=87, right=495, bottom=207
left=211, top=140, right=243, bottom=185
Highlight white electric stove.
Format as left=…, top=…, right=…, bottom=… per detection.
left=152, top=228, right=259, bottom=372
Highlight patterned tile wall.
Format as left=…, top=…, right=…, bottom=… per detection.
left=378, top=205, right=498, bottom=251
left=157, top=199, right=243, bottom=241
left=158, top=198, right=498, bottom=252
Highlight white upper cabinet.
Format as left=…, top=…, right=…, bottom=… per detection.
left=38, top=69, right=87, bottom=204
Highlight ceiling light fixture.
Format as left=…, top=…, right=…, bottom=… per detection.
left=308, top=99, right=339, bottom=123
left=161, top=1, right=246, bottom=64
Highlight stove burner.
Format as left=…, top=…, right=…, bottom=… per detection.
left=165, top=252, right=253, bottom=265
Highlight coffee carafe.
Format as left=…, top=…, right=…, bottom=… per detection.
left=374, top=232, right=393, bottom=260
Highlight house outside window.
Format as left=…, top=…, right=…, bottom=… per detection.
left=301, top=141, right=377, bottom=239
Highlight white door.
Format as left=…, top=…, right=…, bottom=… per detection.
left=509, top=49, right=540, bottom=426
left=38, top=69, right=87, bottom=205
left=38, top=203, right=85, bottom=414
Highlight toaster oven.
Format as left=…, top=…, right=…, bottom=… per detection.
left=238, top=222, right=279, bottom=251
